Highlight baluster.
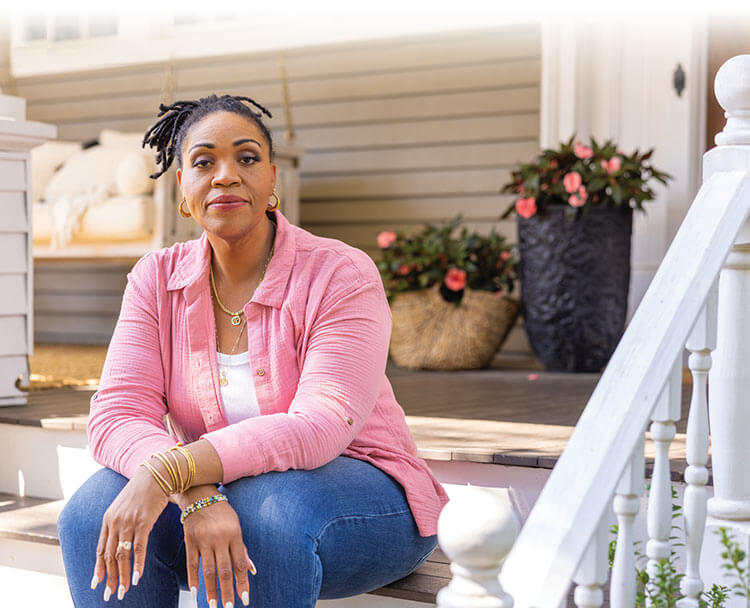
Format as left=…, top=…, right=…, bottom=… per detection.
left=646, top=357, right=682, bottom=605
left=677, top=284, right=718, bottom=608
left=573, top=515, right=609, bottom=607
left=437, top=486, right=519, bottom=608
left=611, top=435, right=645, bottom=608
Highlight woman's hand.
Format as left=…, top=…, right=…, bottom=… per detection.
left=92, top=466, right=169, bottom=601
left=180, top=486, right=255, bottom=608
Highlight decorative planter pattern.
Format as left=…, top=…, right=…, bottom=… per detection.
left=389, top=285, right=520, bottom=370
left=517, top=205, right=633, bottom=372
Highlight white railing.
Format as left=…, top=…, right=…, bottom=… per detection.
left=435, top=54, right=750, bottom=608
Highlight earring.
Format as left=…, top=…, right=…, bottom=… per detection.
left=268, top=191, right=281, bottom=211
left=178, top=197, right=191, bottom=218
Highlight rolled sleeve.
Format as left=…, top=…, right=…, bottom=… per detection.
left=202, top=278, right=391, bottom=483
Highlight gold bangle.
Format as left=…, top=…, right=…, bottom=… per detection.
left=152, top=453, right=177, bottom=492
left=170, top=446, right=196, bottom=492
left=140, top=462, right=171, bottom=496
left=166, top=450, right=184, bottom=492
left=177, top=446, right=196, bottom=490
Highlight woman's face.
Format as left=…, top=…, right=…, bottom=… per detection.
left=176, top=111, right=276, bottom=243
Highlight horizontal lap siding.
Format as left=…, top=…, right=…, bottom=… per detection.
left=17, top=25, right=539, bottom=349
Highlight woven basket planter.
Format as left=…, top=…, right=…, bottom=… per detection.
left=389, top=285, right=520, bottom=370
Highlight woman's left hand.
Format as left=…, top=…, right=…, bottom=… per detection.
left=179, top=486, right=255, bottom=607
left=92, top=466, right=170, bottom=601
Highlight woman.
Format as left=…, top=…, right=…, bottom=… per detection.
left=57, top=94, right=448, bottom=608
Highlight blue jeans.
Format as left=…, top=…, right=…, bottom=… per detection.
left=58, top=456, right=437, bottom=607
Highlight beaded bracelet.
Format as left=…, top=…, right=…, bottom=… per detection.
left=180, top=494, right=228, bottom=524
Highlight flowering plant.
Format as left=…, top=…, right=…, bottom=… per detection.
left=376, top=215, right=517, bottom=304
left=501, top=137, right=670, bottom=219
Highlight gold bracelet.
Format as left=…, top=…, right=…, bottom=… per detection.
left=166, top=450, right=184, bottom=492
left=140, top=461, right=171, bottom=496
left=153, top=453, right=178, bottom=493
left=170, top=446, right=196, bottom=491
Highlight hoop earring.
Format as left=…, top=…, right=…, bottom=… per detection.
left=178, top=197, right=191, bottom=218
left=268, top=191, right=280, bottom=212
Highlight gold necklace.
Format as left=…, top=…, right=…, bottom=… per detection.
left=210, top=222, right=276, bottom=325
left=218, top=316, right=248, bottom=387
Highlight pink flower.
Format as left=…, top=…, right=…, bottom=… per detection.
left=444, top=268, right=467, bottom=291
left=377, top=230, right=397, bottom=248
left=563, top=171, right=583, bottom=193
left=515, top=197, right=537, bottom=219
left=500, top=251, right=512, bottom=261
left=600, top=157, right=622, bottom=173
left=568, top=186, right=588, bottom=208
left=397, top=264, right=411, bottom=276
left=574, top=142, right=594, bottom=159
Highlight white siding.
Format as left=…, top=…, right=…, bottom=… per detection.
left=15, top=25, right=540, bottom=348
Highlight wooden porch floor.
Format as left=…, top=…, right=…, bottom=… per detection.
left=3, top=352, right=697, bottom=477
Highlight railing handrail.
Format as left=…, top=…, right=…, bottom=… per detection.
left=499, top=170, right=750, bottom=608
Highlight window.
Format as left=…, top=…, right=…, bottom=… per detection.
left=17, top=12, right=118, bottom=44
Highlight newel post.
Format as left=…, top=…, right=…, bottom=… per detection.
left=436, top=487, right=519, bottom=608
left=704, top=55, right=750, bottom=522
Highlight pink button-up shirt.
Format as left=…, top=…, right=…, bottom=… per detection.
left=88, top=209, right=448, bottom=536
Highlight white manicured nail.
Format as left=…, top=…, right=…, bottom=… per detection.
left=225, top=602, right=233, bottom=608
left=248, top=558, right=256, bottom=575
left=191, top=586, right=197, bottom=602
left=132, top=570, right=140, bottom=586
left=103, top=586, right=112, bottom=602
left=118, top=585, right=125, bottom=600
left=209, top=600, right=217, bottom=608
left=242, top=591, right=249, bottom=606
left=90, top=574, right=99, bottom=590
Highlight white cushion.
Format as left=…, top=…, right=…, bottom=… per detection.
left=33, top=196, right=153, bottom=244
left=76, top=195, right=153, bottom=242
left=30, top=141, right=82, bottom=203
left=116, top=152, right=153, bottom=196
left=99, top=128, right=145, bottom=148
left=44, top=144, right=152, bottom=202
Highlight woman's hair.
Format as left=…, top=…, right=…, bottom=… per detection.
left=142, top=94, right=273, bottom=179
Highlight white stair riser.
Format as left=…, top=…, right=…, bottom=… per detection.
left=0, top=423, right=88, bottom=500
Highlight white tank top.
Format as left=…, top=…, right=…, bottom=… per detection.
left=216, top=351, right=260, bottom=424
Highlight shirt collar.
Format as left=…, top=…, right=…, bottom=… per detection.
left=166, top=209, right=295, bottom=309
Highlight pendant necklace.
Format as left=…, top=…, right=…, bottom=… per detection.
left=217, top=316, right=247, bottom=387
left=212, top=221, right=276, bottom=387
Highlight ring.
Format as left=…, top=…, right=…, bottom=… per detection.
left=117, top=540, right=132, bottom=551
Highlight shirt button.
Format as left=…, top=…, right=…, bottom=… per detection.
left=346, top=417, right=354, bottom=425
left=257, top=368, right=265, bottom=376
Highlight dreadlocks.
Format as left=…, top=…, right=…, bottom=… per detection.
left=142, top=94, right=273, bottom=179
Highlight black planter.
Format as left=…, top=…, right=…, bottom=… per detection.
left=517, top=205, right=633, bottom=372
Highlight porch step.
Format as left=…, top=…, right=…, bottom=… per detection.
left=0, top=492, right=448, bottom=606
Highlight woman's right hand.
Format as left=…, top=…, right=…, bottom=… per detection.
left=92, top=466, right=169, bottom=601
left=179, top=486, right=256, bottom=607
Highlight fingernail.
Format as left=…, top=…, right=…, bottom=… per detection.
left=209, top=600, right=217, bottom=608
left=225, top=602, right=233, bottom=608
left=191, top=586, right=197, bottom=602
left=103, top=586, right=112, bottom=602
left=118, top=585, right=125, bottom=600
left=242, top=591, right=249, bottom=606
left=90, top=574, right=99, bottom=590
left=248, top=558, right=257, bottom=575
left=132, top=570, right=140, bottom=586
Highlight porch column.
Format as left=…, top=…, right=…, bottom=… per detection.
left=705, top=54, right=750, bottom=521
left=0, top=94, right=55, bottom=405
left=701, top=54, right=750, bottom=607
